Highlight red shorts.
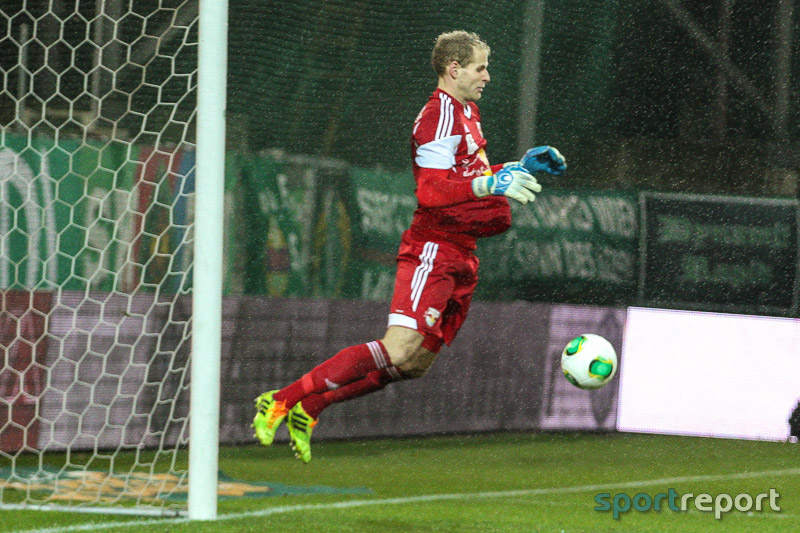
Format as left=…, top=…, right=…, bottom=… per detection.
left=387, top=230, right=479, bottom=353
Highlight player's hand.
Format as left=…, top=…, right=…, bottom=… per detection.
left=472, top=164, right=542, bottom=204
left=519, top=146, right=567, bottom=176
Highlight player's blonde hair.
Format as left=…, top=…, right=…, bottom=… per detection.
left=431, top=31, right=490, bottom=76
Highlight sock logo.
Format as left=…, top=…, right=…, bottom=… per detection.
left=324, top=378, right=340, bottom=391
left=424, top=307, right=441, bottom=328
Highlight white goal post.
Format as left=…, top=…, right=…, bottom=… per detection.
left=0, top=0, right=226, bottom=519
left=189, top=0, right=226, bottom=521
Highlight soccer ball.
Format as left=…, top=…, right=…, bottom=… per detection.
left=561, top=334, right=617, bottom=390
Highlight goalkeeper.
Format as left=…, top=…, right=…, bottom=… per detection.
left=254, top=30, right=566, bottom=463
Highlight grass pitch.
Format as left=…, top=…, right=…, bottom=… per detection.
left=2, top=432, right=799, bottom=532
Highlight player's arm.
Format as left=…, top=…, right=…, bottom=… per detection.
left=413, top=129, right=475, bottom=207
left=416, top=163, right=542, bottom=207
left=414, top=139, right=542, bottom=206
left=415, top=167, right=475, bottom=207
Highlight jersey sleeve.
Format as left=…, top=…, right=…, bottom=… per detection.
left=415, top=168, right=476, bottom=207
left=413, top=96, right=464, bottom=170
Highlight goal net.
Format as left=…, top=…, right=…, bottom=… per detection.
left=0, top=0, right=622, bottom=518
left=0, top=0, right=199, bottom=515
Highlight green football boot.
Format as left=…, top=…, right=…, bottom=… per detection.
left=252, top=390, right=288, bottom=446
left=287, top=401, right=318, bottom=463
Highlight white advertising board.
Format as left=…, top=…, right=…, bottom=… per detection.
left=617, top=307, right=800, bottom=441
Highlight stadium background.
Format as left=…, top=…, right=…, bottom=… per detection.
left=0, top=0, right=799, bottom=519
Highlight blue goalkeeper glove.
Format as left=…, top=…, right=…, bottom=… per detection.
left=472, top=164, right=542, bottom=205
left=519, top=146, right=567, bottom=176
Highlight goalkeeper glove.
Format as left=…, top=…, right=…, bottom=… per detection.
left=472, top=164, right=542, bottom=204
left=519, top=146, right=567, bottom=176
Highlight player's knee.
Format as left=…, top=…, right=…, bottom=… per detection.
left=397, top=362, right=430, bottom=379
left=381, top=327, right=425, bottom=367
left=397, top=351, right=437, bottom=379
left=383, top=343, right=417, bottom=368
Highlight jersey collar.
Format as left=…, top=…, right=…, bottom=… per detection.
left=434, top=88, right=473, bottom=118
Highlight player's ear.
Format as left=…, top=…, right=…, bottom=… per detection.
left=448, top=61, right=459, bottom=79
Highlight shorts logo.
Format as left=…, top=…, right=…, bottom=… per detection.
left=424, top=307, right=441, bottom=328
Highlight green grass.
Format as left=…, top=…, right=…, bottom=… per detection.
left=2, top=432, right=799, bottom=532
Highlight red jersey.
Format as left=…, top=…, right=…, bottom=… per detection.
left=409, top=88, right=511, bottom=250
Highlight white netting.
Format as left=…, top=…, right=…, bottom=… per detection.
left=0, top=0, right=197, bottom=513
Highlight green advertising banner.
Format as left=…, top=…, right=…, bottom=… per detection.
left=641, top=192, right=799, bottom=315
left=1, top=134, right=195, bottom=293
left=222, top=154, right=243, bottom=295
left=72, top=141, right=138, bottom=293
left=475, top=190, right=640, bottom=304
left=341, top=173, right=640, bottom=304
left=0, top=134, right=132, bottom=291
left=239, top=153, right=317, bottom=297
left=309, top=166, right=354, bottom=299
left=0, top=134, right=68, bottom=290
left=344, top=167, right=416, bottom=301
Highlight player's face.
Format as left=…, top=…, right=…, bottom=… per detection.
left=454, top=49, right=490, bottom=103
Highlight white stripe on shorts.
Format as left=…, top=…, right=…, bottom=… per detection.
left=387, top=313, right=418, bottom=330
left=410, top=241, right=438, bottom=312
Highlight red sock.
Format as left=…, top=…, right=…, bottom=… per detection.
left=300, top=366, right=404, bottom=419
left=274, top=340, right=391, bottom=409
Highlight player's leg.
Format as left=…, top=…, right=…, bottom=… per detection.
left=383, top=327, right=441, bottom=383
left=310, top=271, right=476, bottom=451
left=286, top=267, right=474, bottom=462
left=253, top=337, right=402, bottom=447
left=253, top=326, right=428, bottom=450
left=298, top=326, right=440, bottom=420
left=283, top=322, right=451, bottom=463
left=298, top=367, right=401, bottom=419
left=286, top=326, right=429, bottom=463
left=258, top=233, right=456, bottom=456
left=256, top=235, right=437, bottom=446
left=292, top=235, right=459, bottom=419
left=275, top=336, right=409, bottom=406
